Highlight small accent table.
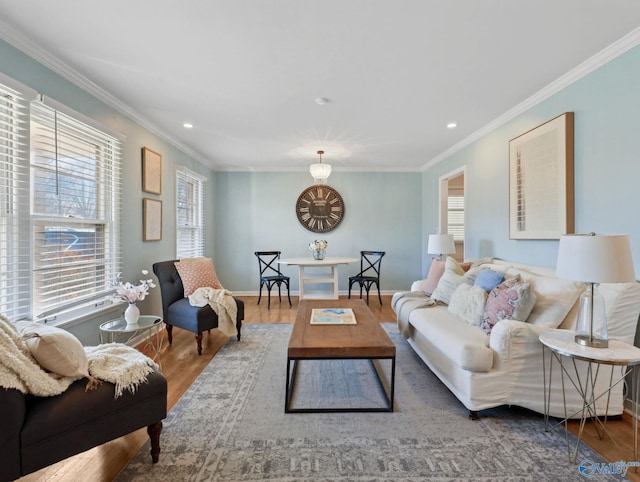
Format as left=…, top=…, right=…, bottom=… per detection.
left=278, top=257, right=359, bottom=300
left=99, top=315, right=164, bottom=365
left=539, top=331, right=640, bottom=464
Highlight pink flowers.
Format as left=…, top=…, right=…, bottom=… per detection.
left=113, top=270, right=156, bottom=303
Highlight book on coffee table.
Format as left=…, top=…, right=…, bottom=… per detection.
left=310, top=308, right=357, bottom=325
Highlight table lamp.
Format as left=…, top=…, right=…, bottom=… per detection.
left=427, top=234, right=455, bottom=261
left=556, top=233, right=636, bottom=348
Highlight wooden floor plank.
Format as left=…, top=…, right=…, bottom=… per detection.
left=17, top=295, right=639, bottom=481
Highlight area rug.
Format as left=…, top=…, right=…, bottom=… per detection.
left=117, top=323, right=624, bottom=481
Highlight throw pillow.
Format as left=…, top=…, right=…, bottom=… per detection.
left=522, top=274, right=582, bottom=328
left=419, top=257, right=445, bottom=295
left=431, top=257, right=487, bottom=305
left=175, top=257, right=223, bottom=296
left=430, top=257, right=465, bottom=304
left=474, top=269, right=505, bottom=293
left=448, top=284, right=488, bottom=326
left=480, top=275, right=537, bottom=335
left=15, top=321, right=89, bottom=378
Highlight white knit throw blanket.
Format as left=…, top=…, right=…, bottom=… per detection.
left=189, top=287, right=238, bottom=337
left=84, top=343, right=159, bottom=398
left=0, top=314, right=74, bottom=396
left=0, top=314, right=158, bottom=398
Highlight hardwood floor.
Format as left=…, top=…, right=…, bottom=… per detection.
left=19, top=295, right=640, bottom=481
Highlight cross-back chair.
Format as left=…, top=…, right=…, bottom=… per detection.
left=348, top=250, right=386, bottom=305
left=255, top=251, right=292, bottom=309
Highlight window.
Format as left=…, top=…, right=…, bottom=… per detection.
left=0, top=80, right=31, bottom=321
left=0, top=79, right=122, bottom=324
left=176, top=166, right=205, bottom=258
left=447, top=194, right=465, bottom=241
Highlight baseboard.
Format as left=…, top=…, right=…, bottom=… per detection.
left=231, top=290, right=397, bottom=297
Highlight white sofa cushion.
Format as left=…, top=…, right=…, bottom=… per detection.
left=409, top=307, right=493, bottom=372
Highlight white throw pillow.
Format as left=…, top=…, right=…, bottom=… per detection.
left=431, top=257, right=487, bottom=305
left=517, top=272, right=582, bottom=328
left=15, top=321, right=89, bottom=378
left=448, top=284, right=488, bottom=326
left=430, top=257, right=465, bottom=304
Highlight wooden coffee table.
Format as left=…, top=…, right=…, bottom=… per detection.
left=285, top=299, right=396, bottom=413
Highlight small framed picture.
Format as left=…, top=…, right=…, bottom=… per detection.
left=142, top=147, right=162, bottom=194
left=143, top=198, right=162, bottom=241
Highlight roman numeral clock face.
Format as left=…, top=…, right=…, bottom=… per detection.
left=296, top=185, right=345, bottom=233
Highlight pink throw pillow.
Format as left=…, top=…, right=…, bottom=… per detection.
left=175, top=257, right=223, bottom=296
left=422, top=258, right=446, bottom=295
left=480, top=274, right=537, bottom=335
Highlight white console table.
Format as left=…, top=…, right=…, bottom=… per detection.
left=278, top=257, right=359, bottom=300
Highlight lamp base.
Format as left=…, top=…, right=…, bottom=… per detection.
left=574, top=334, right=608, bottom=348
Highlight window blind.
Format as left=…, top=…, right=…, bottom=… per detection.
left=176, top=166, right=205, bottom=259
left=29, top=100, right=122, bottom=322
left=0, top=82, right=31, bottom=321
left=448, top=194, right=465, bottom=241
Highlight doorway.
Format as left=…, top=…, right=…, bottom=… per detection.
left=439, top=168, right=465, bottom=262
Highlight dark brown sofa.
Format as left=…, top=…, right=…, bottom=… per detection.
left=0, top=369, right=167, bottom=481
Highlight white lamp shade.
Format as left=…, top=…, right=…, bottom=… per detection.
left=556, top=233, right=636, bottom=283
left=427, top=234, right=455, bottom=256
left=309, top=163, right=331, bottom=180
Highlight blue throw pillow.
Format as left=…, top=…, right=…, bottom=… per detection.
left=473, top=269, right=505, bottom=293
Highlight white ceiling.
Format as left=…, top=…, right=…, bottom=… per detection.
left=2, top=1, right=640, bottom=172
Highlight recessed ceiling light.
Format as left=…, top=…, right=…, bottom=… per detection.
left=315, top=97, right=329, bottom=105
left=183, top=122, right=194, bottom=129
left=447, top=122, right=457, bottom=129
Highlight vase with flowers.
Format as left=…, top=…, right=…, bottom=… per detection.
left=309, top=239, right=328, bottom=260
left=113, top=270, right=156, bottom=326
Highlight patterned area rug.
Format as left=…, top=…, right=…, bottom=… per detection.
left=117, top=323, right=624, bottom=481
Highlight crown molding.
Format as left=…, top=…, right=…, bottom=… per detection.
left=422, top=26, right=640, bottom=171
left=0, top=20, right=214, bottom=169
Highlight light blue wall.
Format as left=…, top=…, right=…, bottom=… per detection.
left=4, top=34, right=640, bottom=342
left=1, top=39, right=215, bottom=343
left=422, top=44, right=640, bottom=277
left=214, top=171, right=422, bottom=292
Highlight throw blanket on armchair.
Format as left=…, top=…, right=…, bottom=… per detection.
left=0, top=314, right=159, bottom=397
left=188, top=287, right=238, bottom=337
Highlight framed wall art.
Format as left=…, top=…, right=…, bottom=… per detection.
left=143, top=198, right=163, bottom=241
left=142, top=147, right=162, bottom=194
left=509, top=112, right=574, bottom=240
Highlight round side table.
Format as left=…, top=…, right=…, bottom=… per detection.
left=99, top=315, right=164, bottom=365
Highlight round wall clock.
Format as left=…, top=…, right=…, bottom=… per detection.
left=295, top=184, right=345, bottom=233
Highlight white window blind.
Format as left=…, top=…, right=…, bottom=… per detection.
left=29, top=100, right=122, bottom=323
left=0, top=82, right=31, bottom=321
left=448, top=194, right=465, bottom=241
left=176, top=166, right=205, bottom=259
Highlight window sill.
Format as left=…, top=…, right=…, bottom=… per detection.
left=48, top=301, right=122, bottom=329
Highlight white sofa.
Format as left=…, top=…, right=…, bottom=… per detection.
left=392, top=259, right=640, bottom=419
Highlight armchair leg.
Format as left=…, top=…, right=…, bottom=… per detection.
left=195, top=332, right=203, bottom=355
left=166, top=324, right=173, bottom=345
left=147, top=421, right=163, bottom=463
left=236, top=318, right=242, bottom=341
